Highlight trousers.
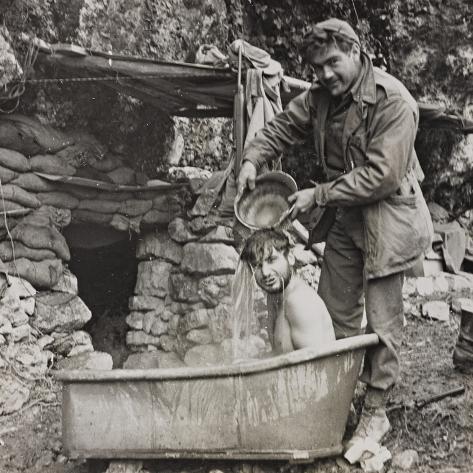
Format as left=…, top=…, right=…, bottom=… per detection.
left=318, top=207, right=404, bottom=391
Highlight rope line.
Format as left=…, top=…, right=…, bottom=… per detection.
left=18, top=74, right=183, bottom=84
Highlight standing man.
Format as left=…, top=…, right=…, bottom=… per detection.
left=237, top=18, right=433, bottom=448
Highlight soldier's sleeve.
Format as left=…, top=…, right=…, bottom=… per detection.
left=242, top=90, right=312, bottom=170
left=313, top=97, right=417, bottom=206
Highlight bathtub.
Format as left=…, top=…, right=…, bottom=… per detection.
left=55, top=334, right=378, bottom=462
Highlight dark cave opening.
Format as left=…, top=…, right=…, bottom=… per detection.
left=64, top=224, right=137, bottom=368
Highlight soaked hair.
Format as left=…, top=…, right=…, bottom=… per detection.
left=240, top=229, right=292, bottom=267
left=302, top=29, right=355, bottom=61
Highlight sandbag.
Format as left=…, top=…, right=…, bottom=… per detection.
left=107, top=166, right=136, bottom=185
left=55, top=144, right=90, bottom=168
left=0, top=165, right=17, bottom=183
left=21, top=206, right=56, bottom=227
left=0, top=114, right=72, bottom=156
left=78, top=199, right=120, bottom=214
left=4, top=257, right=63, bottom=289
left=10, top=173, right=56, bottom=192
left=31, top=206, right=71, bottom=229
left=12, top=206, right=70, bottom=231
left=119, top=199, right=152, bottom=217
left=89, top=153, right=123, bottom=172
left=0, top=216, right=18, bottom=231
left=96, top=191, right=134, bottom=201
left=29, top=154, right=76, bottom=176
left=66, top=130, right=107, bottom=156
left=55, top=131, right=106, bottom=168
left=67, top=187, right=99, bottom=200
left=37, top=192, right=79, bottom=209
left=0, top=199, right=27, bottom=212
left=74, top=167, right=113, bottom=182
left=11, top=222, right=70, bottom=261
left=0, top=120, right=40, bottom=156
left=0, top=184, right=40, bottom=208
left=72, top=209, right=113, bottom=225
left=0, top=148, right=30, bottom=172
left=0, top=241, right=56, bottom=262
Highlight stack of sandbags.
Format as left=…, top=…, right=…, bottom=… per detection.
left=0, top=115, right=74, bottom=224
left=70, top=187, right=182, bottom=232
left=0, top=149, right=41, bottom=214
left=0, top=114, right=72, bottom=157
left=0, top=206, right=69, bottom=289
left=0, top=115, right=184, bottom=235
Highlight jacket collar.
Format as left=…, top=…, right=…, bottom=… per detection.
left=352, top=52, right=377, bottom=105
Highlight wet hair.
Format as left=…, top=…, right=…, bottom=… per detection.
left=302, top=29, right=356, bottom=61
left=240, top=229, right=292, bottom=267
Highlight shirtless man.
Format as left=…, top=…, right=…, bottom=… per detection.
left=240, top=229, right=335, bottom=353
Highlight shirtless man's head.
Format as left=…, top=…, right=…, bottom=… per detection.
left=240, top=229, right=295, bottom=294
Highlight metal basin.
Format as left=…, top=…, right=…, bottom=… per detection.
left=234, top=171, right=297, bottom=231
left=55, top=334, right=378, bottom=462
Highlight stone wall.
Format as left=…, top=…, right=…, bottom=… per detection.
left=127, top=219, right=265, bottom=366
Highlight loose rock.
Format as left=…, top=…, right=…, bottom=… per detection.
left=32, top=293, right=92, bottom=334
left=55, top=351, right=113, bottom=370
left=134, top=261, right=172, bottom=297
left=168, top=217, right=198, bottom=243
left=0, top=372, right=30, bottom=415
left=181, top=242, right=238, bottom=275
left=392, top=449, right=420, bottom=470
left=422, top=300, right=450, bottom=321
left=136, top=230, right=183, bottom=264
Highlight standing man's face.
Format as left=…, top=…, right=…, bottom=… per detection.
left=253, top=246, right=292, bottom=294
left=308, top=43, right=361, bottom=97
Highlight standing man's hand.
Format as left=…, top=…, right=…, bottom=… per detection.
left=288, top=188, right=317, bottom=218
left=237, top=161, right=257, bottom=198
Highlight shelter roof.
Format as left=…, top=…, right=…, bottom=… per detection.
left=37, top=42, right=237, bottom=117
left=34, top=40, right=473, bottom=132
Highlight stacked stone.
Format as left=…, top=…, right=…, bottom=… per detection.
left=0, top=267, right=104, bottom=416
left=127, top=217, right=252, bottom=364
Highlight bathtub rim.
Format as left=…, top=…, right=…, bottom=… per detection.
left=54, top=333, right=378, bottom=382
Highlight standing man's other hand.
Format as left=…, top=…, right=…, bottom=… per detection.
left=237, top=161, right=257, bottom=198
left=288, top=187, right=317, bottom=218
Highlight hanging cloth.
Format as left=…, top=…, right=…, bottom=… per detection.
left=190, top=40, right=285, bottom=219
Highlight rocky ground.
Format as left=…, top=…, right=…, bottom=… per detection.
left=0, top=284, right=472, bottom=473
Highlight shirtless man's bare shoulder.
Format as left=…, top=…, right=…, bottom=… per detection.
left=282, top=276, right=335, bottom=351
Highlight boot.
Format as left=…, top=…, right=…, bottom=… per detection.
left=453, top=300, right=473, bottom=373
left=345, top=405, right=391, bottom=450
left=345, top=387, right=391, bottom=452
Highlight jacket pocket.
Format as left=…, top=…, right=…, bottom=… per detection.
left=347, top=132, right=367, bottom=168
left=364, top=184, right=433, bottom=278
